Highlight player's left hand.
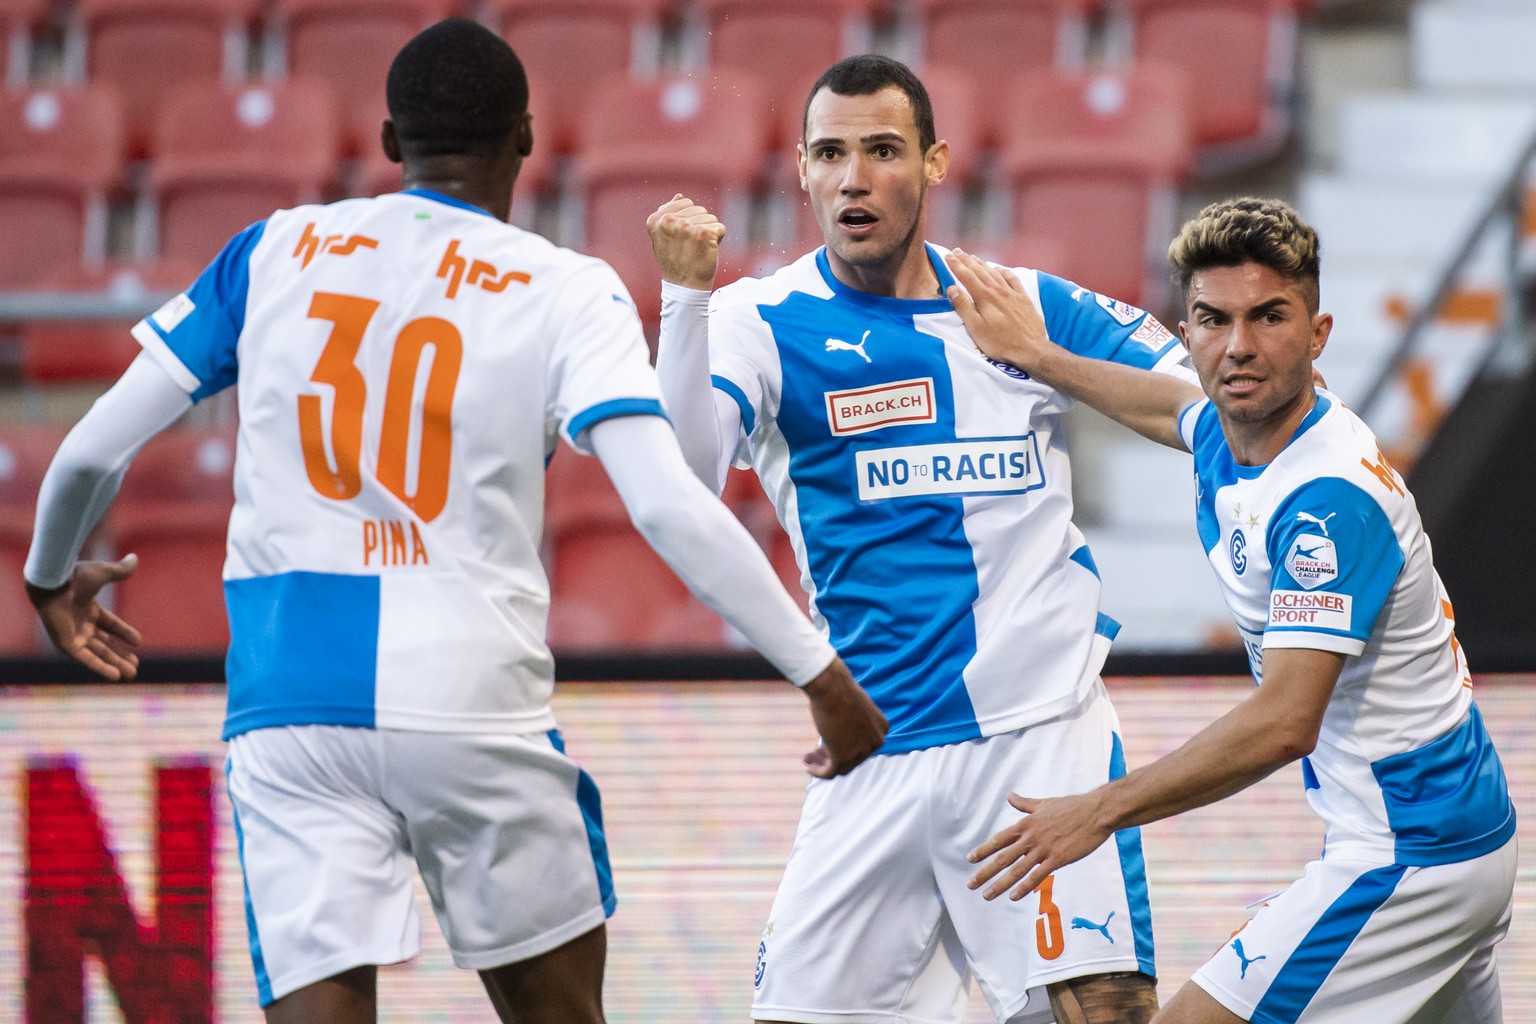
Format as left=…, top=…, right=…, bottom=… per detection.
left=967, top=791, right=1112, bottom=901
left=800, top=656, right=887, bottom=778
left=26, top=554, right=143, bottom=681
left=943, top=249, right=1052, bottom=373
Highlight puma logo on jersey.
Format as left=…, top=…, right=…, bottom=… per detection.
left=1070, top=912, right=1115, bottom=943
left=293, top=222, right=379, bottom=269
left=1295, top=511, right=1336, bottom=536
left=437, top=239, right=532, bottom=299
left=1232, top=939, right=1267, bottom=980
left=826, top=330, right=872, bottom=363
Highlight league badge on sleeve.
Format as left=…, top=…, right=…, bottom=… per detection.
left=150, top=292, right=196, bottom=333
left=1285, top=535, right=1338, bottom=589
left=1094, top=293, right=1146, bottom=326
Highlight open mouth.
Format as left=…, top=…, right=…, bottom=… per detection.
left=838, top=209, right=878, bottom=230
left=1224, top=374, right=1263, bottom=394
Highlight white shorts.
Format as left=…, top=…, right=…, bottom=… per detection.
left=1192, top=836, right=1517, bottom=1024
left=752, top=680, right=1155, bottom=1024
left=225, top=725, right=613, bottom=1005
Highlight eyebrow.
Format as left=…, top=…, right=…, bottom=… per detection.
left=805, top=130, right=908, bottom=149
left=1190, top=296, right=1292, bottom=317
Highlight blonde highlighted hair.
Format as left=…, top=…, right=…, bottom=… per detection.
left=1168, top=196, right=1320, bottom=312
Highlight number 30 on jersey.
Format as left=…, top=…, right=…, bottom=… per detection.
left=297, top=291, right=462, bottom=523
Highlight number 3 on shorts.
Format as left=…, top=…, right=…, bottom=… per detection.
left=1036, top=873, right=1065, bottom=960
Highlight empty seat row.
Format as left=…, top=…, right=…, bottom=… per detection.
left=3, top=0, right=1302, bottom=166
left=0, top=58, right=1197, bottom=318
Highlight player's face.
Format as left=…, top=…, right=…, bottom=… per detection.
left=798, top=86, right=948, bottom=287
left=1181, top=261, right=1333, bottom=432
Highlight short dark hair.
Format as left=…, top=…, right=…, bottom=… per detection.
left=386, top=18, right=528, bottom=158
left=803, top=54, right=936, bottom=153
left=1168, top=196, right=1322, bottom=313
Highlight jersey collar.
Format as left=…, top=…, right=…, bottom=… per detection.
left=814, top=242, right=957, bottom=314
left=399, top=188, right=499, bottom=218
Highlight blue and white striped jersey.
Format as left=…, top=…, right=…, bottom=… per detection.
left=707, top=244, right=1192, bottom=754
left=133, top=189, right=667, bottom=740
left=1178, top=390, right=1515, bottom=865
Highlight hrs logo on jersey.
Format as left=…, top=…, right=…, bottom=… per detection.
left=1284, top=534, right=1338, bottom=589
left=825, top=378, right=937, bottom=436
left=855, top=435, right=1044, bottom=500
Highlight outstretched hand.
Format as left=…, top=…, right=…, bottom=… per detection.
left=800, top=656, right=887, bottom=778
left=26, top=554, right=143, bottom=680
left=967, top=790, right=1113, bottom=901
left=647, top=194, right=726, bottom=291
left=944, top=248, right=1053, bottom=374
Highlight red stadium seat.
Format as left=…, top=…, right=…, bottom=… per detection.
left=1110, top=0, right=1301, bottom=171
left=17, top=259, right=202, bottom=386
left=70, top=0, right=259, bottom=156
left=1, top=0, right=47, bottom=84
left=272, top=0, right=453, bottom=155
left=110, top=426, right=235, bottom=652
left=145, top=77, right=342, bottom=265
left=0, top=83, right=126, bottom=287
left=486, top=0, right=668, bottom=157
left=1001, top=64, right=1194, bottom=308
left=544, top=446, right=729, bottom=651
left=915, top=0, right=1090, bottom=149
left=572, top=69, right=773, bottom=326
left=693, top=0, right=880, bottom=146
left=956, top=233, right=1072, bottom=276
left=0, top=424, right=69, bottom=653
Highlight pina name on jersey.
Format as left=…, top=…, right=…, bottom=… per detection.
left=363, top=519, right=430, bottom=567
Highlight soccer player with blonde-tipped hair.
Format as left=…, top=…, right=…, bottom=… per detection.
left=954, top=196, right=1516, bottom=1024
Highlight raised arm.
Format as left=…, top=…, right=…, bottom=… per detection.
left=648, top=195, right=740, bottom=493
left=944, top=249, right=1201, bottom=450
left=967, top=646, right=1344, bottom=900
left=25, top=353, right=195, bottom=678
left=589, top=413, right=887, bottom=776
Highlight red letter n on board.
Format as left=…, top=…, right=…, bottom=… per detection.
left=25, top=757, right=215, bottom=1024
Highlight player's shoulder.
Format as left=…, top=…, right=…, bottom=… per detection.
left=711, top=248, right=828, bottom=314
left=1271, top=392, right=1406, bottom=509
left=1286, top=391, right=1388, bottom=472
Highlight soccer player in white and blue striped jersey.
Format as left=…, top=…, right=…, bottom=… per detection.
left=649, top=54, right=1193, bottom=1024
left=961, top=197, right=1516, bottom=1024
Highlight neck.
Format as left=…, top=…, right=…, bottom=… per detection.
left=1221, top=388, right=1318, bottom=467
left=401, top=154, right=516, bottom=223
left=825, top=229, right=940, bottom=299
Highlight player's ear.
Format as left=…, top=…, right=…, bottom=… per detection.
left=796, top=142, right=809, bottom=192
left=1311, top=311, right=1333, bottom=360
left=380, top=119, right=402, bottom=165
left=516, top=110, right=533, bottom=158
left=924, top=139, right=949, bottom=187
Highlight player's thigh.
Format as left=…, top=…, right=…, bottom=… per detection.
left=751, top=753, right=966, bottom=1024
left=226, top=726, right=420, bottom=1006
left=939, top=685, right=1156, bottom=1020
left=385, top=729, right=613, bottom=971
left=1192, top=839, right=1516, bottom=1024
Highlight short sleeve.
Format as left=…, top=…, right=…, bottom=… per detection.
left=131, top=220, right=267, bottom=402
left=1035, top=272, right=1193, bottom=379
left=1263, top=477, right=1405, bottom=655
left=547, top=259, right=667, bottom=452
